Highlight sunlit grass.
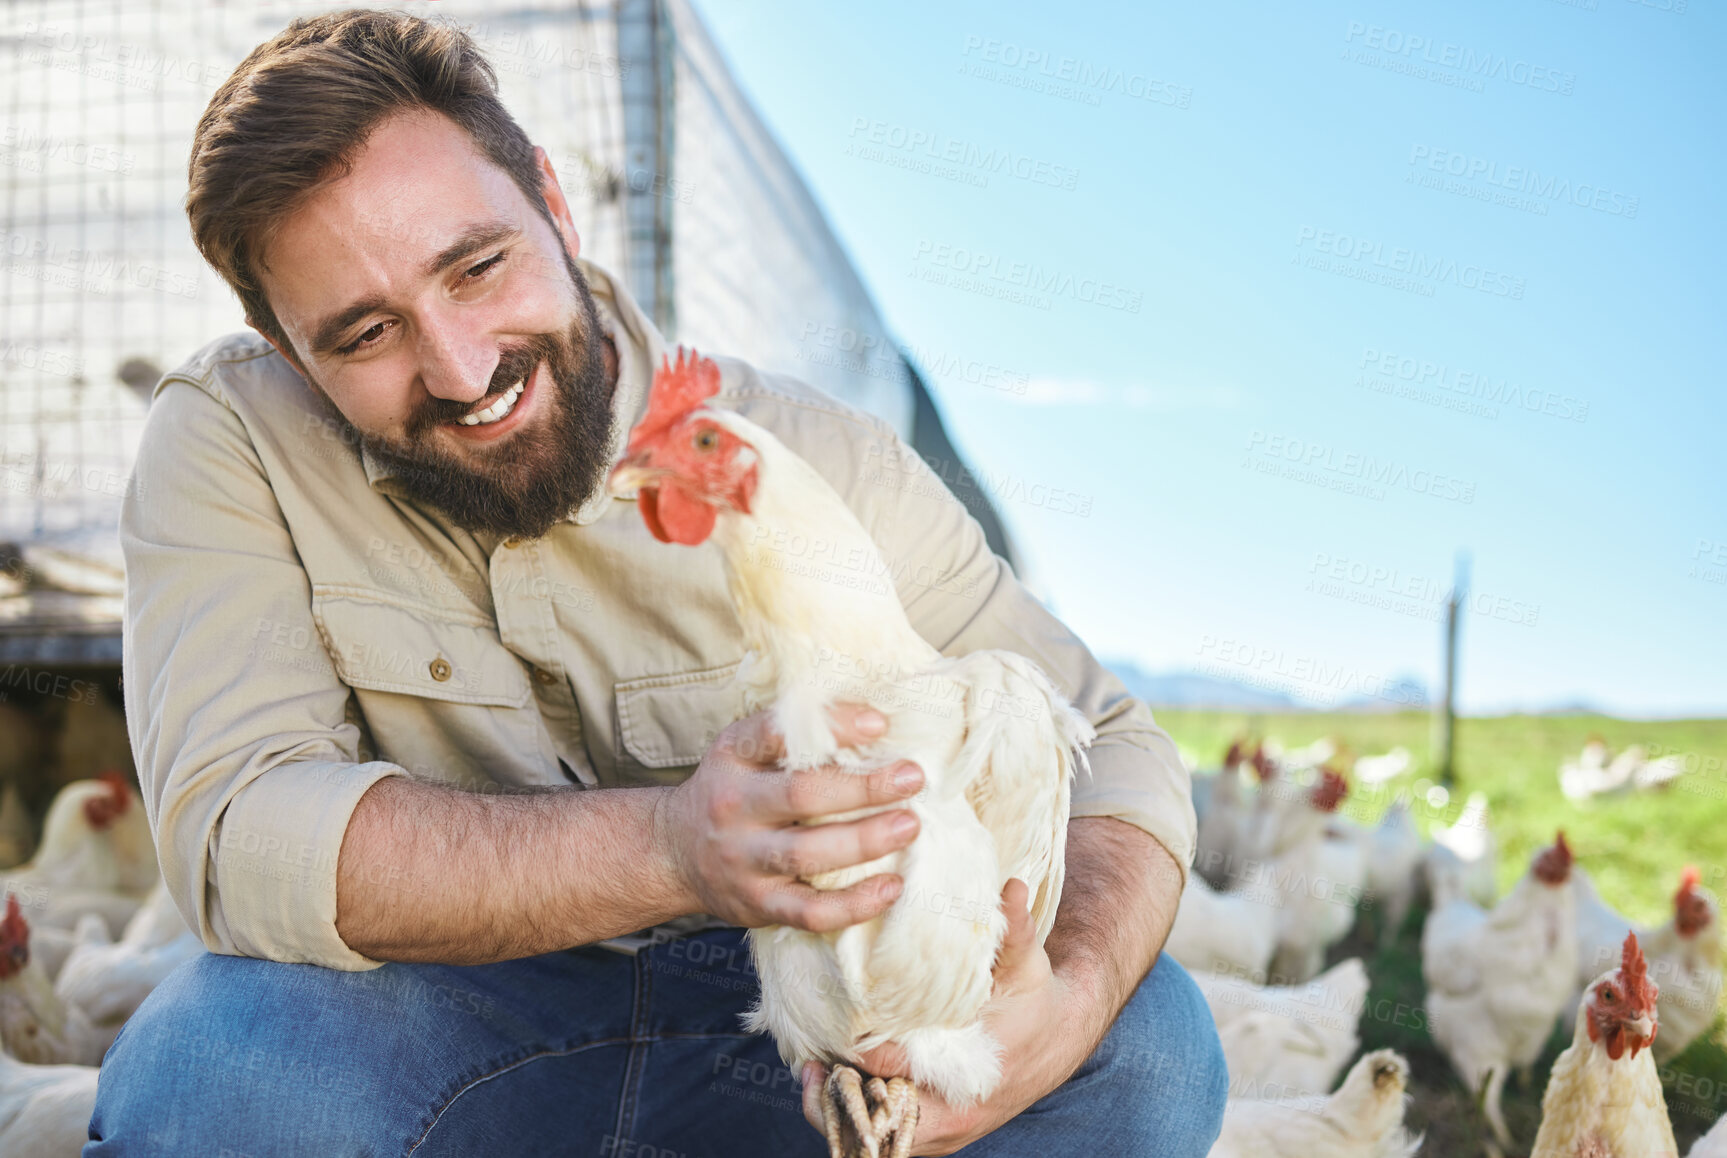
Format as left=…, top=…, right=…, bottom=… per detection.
left=1157, top=709, right=1727, bottom=1155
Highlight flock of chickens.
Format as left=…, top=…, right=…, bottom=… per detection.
left=0, top=772, right=203, bottom=1156
left=1181, top=739, right=1727, bottom=1158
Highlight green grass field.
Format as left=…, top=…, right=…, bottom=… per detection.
left=1156, top=709, right=1727, bottom=1156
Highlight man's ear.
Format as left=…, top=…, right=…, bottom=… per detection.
left=534, top=145, right=582, bottom=263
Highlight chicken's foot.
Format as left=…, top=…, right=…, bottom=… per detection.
left=821, top=1066, right=920, bottom=1158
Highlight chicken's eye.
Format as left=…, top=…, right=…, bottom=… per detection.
left=693, top=427, right=719, bottom=453
left=1602, top=985, right=1619, bottom=1002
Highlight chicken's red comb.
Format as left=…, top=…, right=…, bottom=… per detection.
left=1249, top=743, right=1276, bottom=782
left=625, top=347, right=721, bottom=455
left=1620, top=931, right=1655, bottom=1012
left=1310, top=768, right=1349, bottom=813
left=0, top=894, right=25, bottom=941
left=1223, top=739, right=1245, bottom=767
left=83, top=771, right=131, bottom=830
left=1681, top=865, right=1702, bottom=892
left=1554, top=829, right=1572, bottom=864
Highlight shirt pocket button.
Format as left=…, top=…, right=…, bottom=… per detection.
left=429, top=657, right=453, bottom=682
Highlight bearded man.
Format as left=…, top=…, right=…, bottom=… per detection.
left=90, top=10, right=1224, bottom=1156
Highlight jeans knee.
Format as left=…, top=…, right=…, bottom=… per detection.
left=85, top=954, right=414, bottom=1157
left=1091, top=954, right=1228, bottom=1153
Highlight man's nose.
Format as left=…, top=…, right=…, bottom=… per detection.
left=414, top=318, right=497, bottom=403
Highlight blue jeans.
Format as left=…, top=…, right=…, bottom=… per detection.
left=85, top=930, right=1226, bottom=1156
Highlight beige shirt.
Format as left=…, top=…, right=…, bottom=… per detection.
left=120, top=260, right=1195, bottom=971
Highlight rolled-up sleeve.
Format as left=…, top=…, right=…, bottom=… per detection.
left=734, top=382, right=1197, bottom=882
left=122, top=376, right=402, bottom=969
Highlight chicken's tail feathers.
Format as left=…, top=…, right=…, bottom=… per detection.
left=942, top=651, right=1091, bottom=945
left=893, top=1022, right=1003, bottom=1108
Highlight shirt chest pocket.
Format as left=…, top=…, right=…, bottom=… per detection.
left=614, top=661, right=748, bottom=774
left=311, top=586, right=532, bottom=708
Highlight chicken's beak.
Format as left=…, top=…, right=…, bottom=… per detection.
left=1627, top=1013, right=1655, bottom=1043
left=608, top=455, right=666, bottom=499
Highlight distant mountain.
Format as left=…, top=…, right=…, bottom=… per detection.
left=1334, top=673, right=1431, bottom=714
left=1106, top=661, right=1305, bottom=712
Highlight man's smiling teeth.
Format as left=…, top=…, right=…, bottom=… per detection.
left=456, top=379, right=524, bottom=426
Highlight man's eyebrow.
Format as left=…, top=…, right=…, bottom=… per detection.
left=309, top=294, right=389, bottom=359
left=306, top=221, right=523, bottom=358
left=421, top=220, right=520, bottom=280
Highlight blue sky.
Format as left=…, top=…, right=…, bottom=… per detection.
left=693, top=0, right=1726, bottom=717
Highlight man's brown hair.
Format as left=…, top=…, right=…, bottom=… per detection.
left=186, top=8, right=553, bottom=353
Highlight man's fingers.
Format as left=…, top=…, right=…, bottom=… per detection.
left=991, top=878, right=1039, bottom=988
left=801, top=1062, right=826, bottom=1132
left=770, top=760, right=924, bottom=821
left=762, top=874, right=903, bottom=933
left=760, top=808, right=919, bottom=879
left=827, top=700, right=889, bottom=749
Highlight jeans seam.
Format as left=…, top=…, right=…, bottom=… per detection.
left=612, top=948, right=655, bottom=1144
left=404, top=1036, right=634, bottom=1156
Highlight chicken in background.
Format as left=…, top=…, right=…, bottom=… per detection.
left=56, top=879, right=203, bottom=1054
left=1567, top=866, right=1722, bottom=1062
left=1691, top=1115, right=1727, bottom=1158
left=1425, top=790, right=1498, bottom=911
left=1194, top=740, right=1257, bottom=888
left=1530, top=932, right=1678, bottom=1158
left=608, top=351, right=1091, bottom=1158
left=1238, top=770, right=1365, bottom=985
left=0, top=1048, right=99, bottom=1158
left=1196, top=958, right=1369, bottom=1100
left=1165, top=870, right=1278, bottom=984
left=1353, top=746, right=1413, bottom=786
left=1, top=772, right=157, bottom=937
left=1207, top=1049, right=1423, bottom=1158
left=1332, top=794, right=1427, bottom=948
left=0, top=896, right=104, bottom=1066
left=1423, top=831, right=1578, bottom=1155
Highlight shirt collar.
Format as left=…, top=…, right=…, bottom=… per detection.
left=359, top=256, right=665, bottom=529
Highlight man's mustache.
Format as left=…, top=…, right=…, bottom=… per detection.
left=406, top=339, right=554, bottom=436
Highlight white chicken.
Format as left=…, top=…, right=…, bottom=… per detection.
left=1569, top=866, right=1722, bottom=1061
left=1692, top=1115, right=1727, bottom=1158
left=1423, top=832, right=1578, bottom=1154
left=1425, top=790, right=1497, bottom=910
left=1333, top=796, right=1426, bottom=947
left=56, top=880, right=202, bottom=1055
left=1, top=773, right=157, bottom=937
left=1530, top=932, right=1678, bottom=1158
left=1236, top=770, right=1365, bottom=985
left=1353, top=747, right=1413, bottom=786
left=607, top=352, right=1092, bottom=1158
left=1208, top=1049, right=1422, bottom=1158
left=0, top=896, right=105, bottom=1066
left=1560, top=738, right=1646, bottom=804
left=1196, top=958, right=1369, bottom=1099
left=0, top=1048, right=99, bottom=1158
left=1195, top=740, right=1257, bottom=887
left=1165, top=870, right=1277, bottom=983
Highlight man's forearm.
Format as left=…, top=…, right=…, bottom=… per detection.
left=335, top=776, right=695, bottom=964
left=1044, top=816, right=1184, bottom=1060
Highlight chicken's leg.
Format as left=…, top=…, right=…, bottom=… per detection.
left=820, top=1066, right=920, bottom=1158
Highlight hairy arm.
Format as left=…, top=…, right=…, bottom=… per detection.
left=335, top=778, right=682, bottom=963
left=336, top=707, right=924, bottom=964
left=1043, top=816, right=1184, bottom=1061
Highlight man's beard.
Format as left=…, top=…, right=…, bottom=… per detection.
left=339, top=258, right=616, bottom=540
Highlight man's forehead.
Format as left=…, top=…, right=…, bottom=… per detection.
left=259, top=111, right=530, bottom=328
